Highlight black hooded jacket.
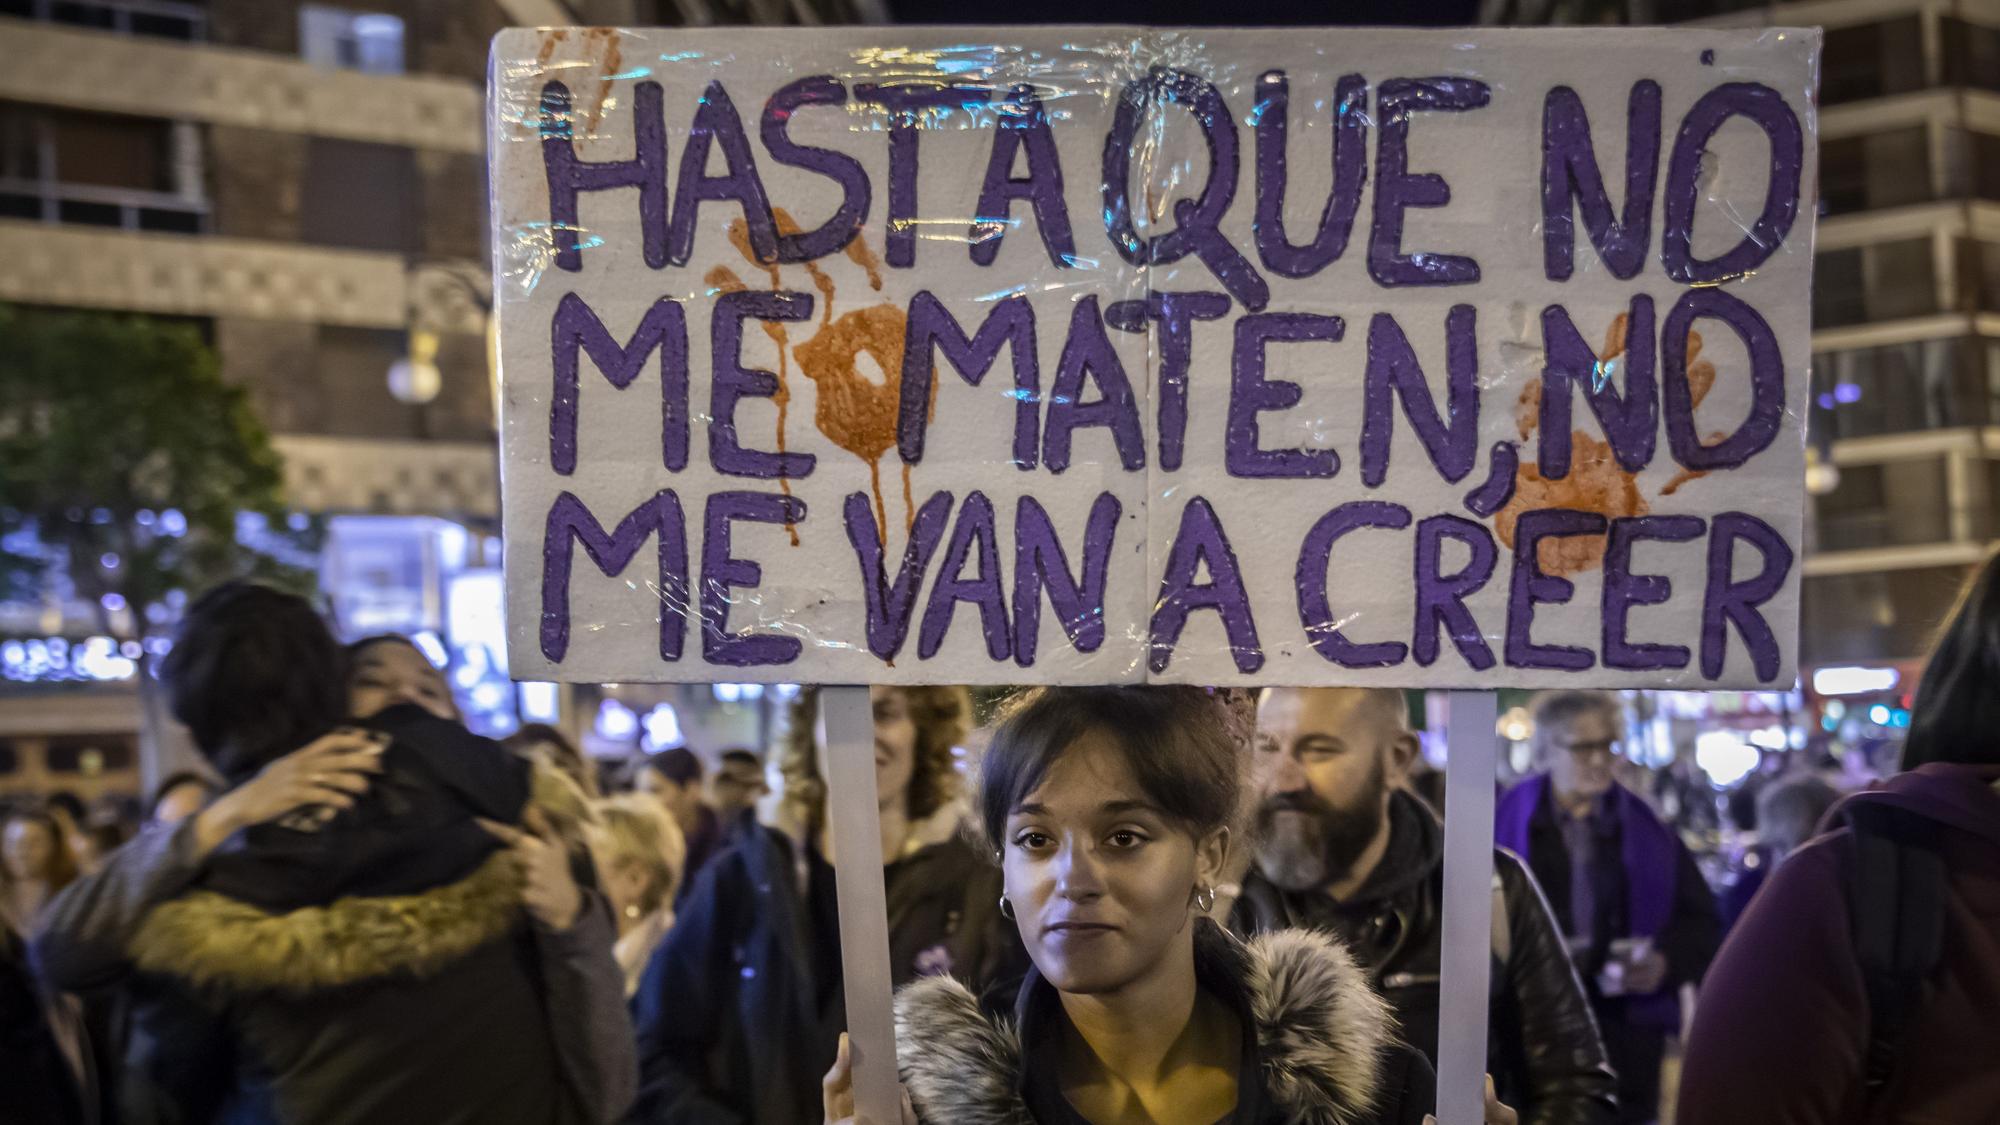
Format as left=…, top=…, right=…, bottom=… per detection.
left=1231, top=790, right=1618, bottom=1125
left=3, top=923, right=85, bottom=1125
left=34, top=705, right=634, bottom=1125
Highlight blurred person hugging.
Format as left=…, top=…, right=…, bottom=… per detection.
left=30, top=583, right=634, bottom=1125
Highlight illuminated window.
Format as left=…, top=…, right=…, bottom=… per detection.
left=299, top=5, right=405, bottom=76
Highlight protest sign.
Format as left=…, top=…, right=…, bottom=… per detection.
left=490, top=26, right=1819, bottom=690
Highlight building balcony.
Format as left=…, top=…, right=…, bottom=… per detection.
left=273, top=434, right=498, bottom=521
left=1819, top=99, right=2000, bottom=218
left=1807, top=203, right=2000, bottom=349
left=1678, top=0, right=2000, bottom=105
left=0, top=175, right=206, bottom=233
left=0, top=0, right=204, bottom=43
left=0, top=218, right=484, bottom=332
left=1810, top=334, right=2000, bottom=441
left=1803, top=427, right=1999, bottom=575
left=0, top=16, right=480, bottom=154
left=1801, top=558, right=1980, bottom=663
left=1798, top=423, right=2000, bottom=661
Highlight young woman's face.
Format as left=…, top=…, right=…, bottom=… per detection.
left=1001, top=730, right=1226, bottom=996
left=872, top=686, right=918, bottom=809
left=2, top=818, right=56, bottom=882
left=348, top=641, right=457, bottom=721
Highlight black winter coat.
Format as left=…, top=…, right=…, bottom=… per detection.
left=630, top=821, right=1024, bottom=1124
left=3, top=924, right=85, bottom=1125
left=34, top=705, right=634, bottom=1125
left=1231, top=790, right=1618, bottom=1125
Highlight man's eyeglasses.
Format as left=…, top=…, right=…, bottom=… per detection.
left=1559, top=739, right=1619, bottom=763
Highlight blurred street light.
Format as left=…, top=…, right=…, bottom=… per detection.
left=387, top=329, right=443, bottom=405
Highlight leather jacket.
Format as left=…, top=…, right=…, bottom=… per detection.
left=1232, top=790, right=1618, bottom=1125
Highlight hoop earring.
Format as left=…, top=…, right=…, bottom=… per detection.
left=1193, top=884, right=1216, bottom=913
left=998, top=895, right=1015, bottom=921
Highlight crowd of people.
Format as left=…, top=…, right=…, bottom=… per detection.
left=4, top=549, right=2000, bottom=1124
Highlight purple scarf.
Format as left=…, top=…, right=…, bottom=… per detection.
left=1496, top=774, right=1682, bottom=1028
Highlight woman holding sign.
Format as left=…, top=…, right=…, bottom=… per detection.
left=632, top=684, right=1022, bottom=1125
left=827, top=686, right=1446, bottom=1125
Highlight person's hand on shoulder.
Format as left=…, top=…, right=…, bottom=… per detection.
left=192, top=729, right=388, bottom=857
left=479, top=806, right=584, bottom=931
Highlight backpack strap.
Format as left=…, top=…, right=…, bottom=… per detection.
left=1844, top=801, right=1948, bottom=1104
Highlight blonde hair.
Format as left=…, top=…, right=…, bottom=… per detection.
left=593, top=794, right=686, bottom=915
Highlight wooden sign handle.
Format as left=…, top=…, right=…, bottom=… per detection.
left=823, top=685, right=902, bottom=1123
left=1437, top=690, right=1499, bottom=1125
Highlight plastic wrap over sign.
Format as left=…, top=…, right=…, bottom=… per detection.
left=490, top=26, right=1820, bottom=688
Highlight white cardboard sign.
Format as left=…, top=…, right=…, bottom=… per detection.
left=489, top=26, right=1820, bottom=689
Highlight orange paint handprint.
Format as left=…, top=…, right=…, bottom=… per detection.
left=1497, top=313, right=1723, bottom=575
left=719, top=208, right=910, bottom=545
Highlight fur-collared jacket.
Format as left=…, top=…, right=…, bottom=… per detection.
left=32, top=705, right=634, bottom=1125
left=894, top=921, right=1435, bottom=1125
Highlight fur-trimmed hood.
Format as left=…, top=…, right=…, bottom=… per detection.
left=131, top=758, right=591, bottom=996
left=895, top=924, right=1394, bottom=1125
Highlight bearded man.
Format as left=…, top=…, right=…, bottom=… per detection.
left=1230, top=687, right=1618, bottom=1125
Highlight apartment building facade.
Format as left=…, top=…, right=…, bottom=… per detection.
left=1681, top=0, right=2000, bottom=672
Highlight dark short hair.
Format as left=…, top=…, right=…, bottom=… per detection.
left=719, top=748, right=761, bottom=771
left=978, top=686, right=1240, bottom=853
left=146, top=771, right=219, bottom=819
left=161, top=582, right=346, bottom=779
left=505, top=723, right=599, bottom=799
left=1907, top=548, right=2000, bottom=769
left=647, top=746, right=704, bottom=787
left=347, top=634, right=432, bottom=665
left=507, top=722, right=581, bottom=767
left=508, top=722, right=574, bottom=754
